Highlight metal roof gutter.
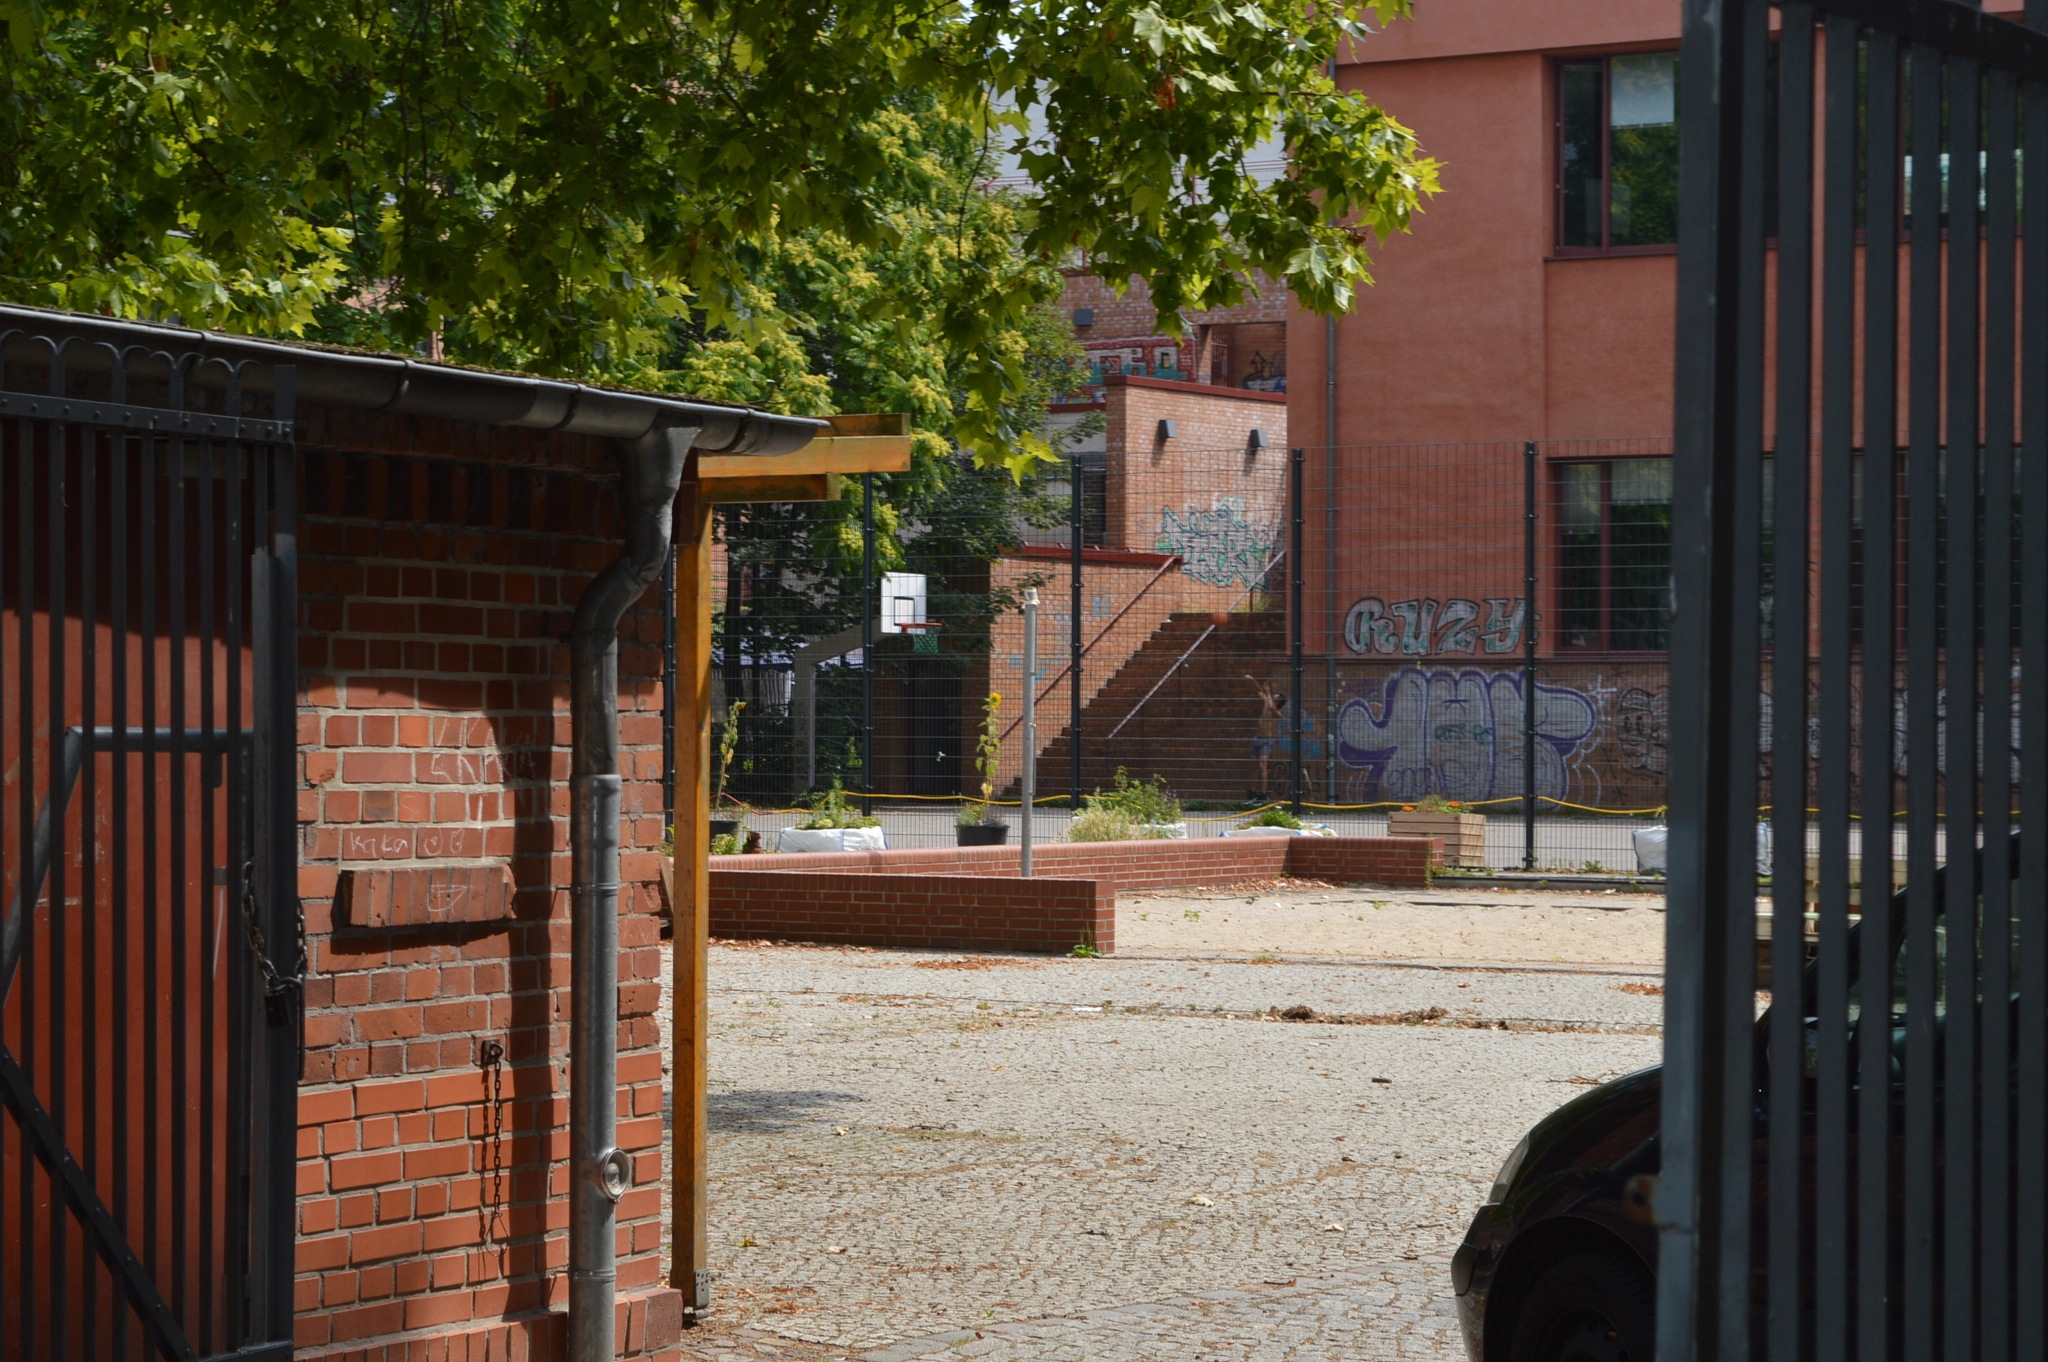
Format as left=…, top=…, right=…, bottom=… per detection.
left=0, top=303, right=825, bottom=455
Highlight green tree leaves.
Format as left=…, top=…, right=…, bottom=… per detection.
left=0, top=0, right=1437, bottom=472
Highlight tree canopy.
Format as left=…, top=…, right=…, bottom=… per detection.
left=0, top=0, right=1437, bottom=471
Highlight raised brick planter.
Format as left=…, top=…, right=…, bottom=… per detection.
left=713, top=872, right=1112, bottom=954
left=706, top=836, right=1432, bottom=954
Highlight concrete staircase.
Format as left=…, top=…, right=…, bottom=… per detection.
left=1012, top=608, right=1308, bottom=805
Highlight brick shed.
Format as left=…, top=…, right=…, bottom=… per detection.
left=0, top=305, right=907, bottom=1361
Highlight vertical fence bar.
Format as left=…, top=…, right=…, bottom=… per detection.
left=1767, top=19, right=1817, bottom=1362
left=1940, top=56, right=1983, bottom=1362
left=1857, top=31, right=1902, bottom=1362
left=47, top=358, right=69, bottom=1362
left=1523, top=441, right=1538, bottom=870
left=138, top=417, right=158, bottom=1313
left=260, top=373, right=299, bottom=1340
left=222, top=409, right=249, bottom=1351
left=1071, top=454, right=1082, bottom=811
left=1289, top=448, right=1304, bottom=815
left=198, top=408, right=220, bottom=1354
left=861, top=473, right=874, bottom=815
left=1978, top=63, right=2019, bottom=1362
left=78, top=408, right=99, bottom=1358
left=1812, top=19, right=1858, bottom=1357
left=1663, top=0, right=1768, bottom=1354
left=2017, top=21, right=2048, bottom=1362
left=1324, top=443, right=1337, bottom=803
left=109, top=411, right=131, bottom=1361
left=1022, top=589, right=1035, bottom=877
left=15, top=408, right=34, bottom=1361
left=168, top=398, right=191, bottom=1336
left=1902, top=43, right=1944, bottom=1362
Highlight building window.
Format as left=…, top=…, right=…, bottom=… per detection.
left=1557, top=458, right=1672, bottom=651
left=1558, top=53, right=1681, bottom=252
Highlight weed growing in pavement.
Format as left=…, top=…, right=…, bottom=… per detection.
left=1183, top=909, right=1201, bottom=921
left=1070, top=942, right=1101, bottom=958
left=1582, top=860, right=1610, bottom=874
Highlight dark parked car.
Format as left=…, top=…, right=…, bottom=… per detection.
left=1452, top=843, right=2018, bottom=1362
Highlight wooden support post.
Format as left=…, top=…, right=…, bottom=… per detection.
left=671, top=479, right=713, bottom=1313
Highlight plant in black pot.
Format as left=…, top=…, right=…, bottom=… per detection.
left=957, top=691, right=1010, bottom=846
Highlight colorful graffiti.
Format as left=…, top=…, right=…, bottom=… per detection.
left=1336, top=666, right=1600, bottom=804
left=1157, top=497, right=1278, bottom=588
left=1344, top=596, right=1525, bottom=656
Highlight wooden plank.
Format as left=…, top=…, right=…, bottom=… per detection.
left=698, top=472, right=841, bottom=504
left=671, top=482, right=714, bottom=1314
left=696, top=434, right=911, bottom=481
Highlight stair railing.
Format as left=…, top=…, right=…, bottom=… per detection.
left=1104, top=548, right=1287, bottom=742
left=998, top=552, right=1183, bottom=746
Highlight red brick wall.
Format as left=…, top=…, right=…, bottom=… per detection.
left=293, top=437, right=679, bottom=1359
left=713, top=872, right=1114, bottom=954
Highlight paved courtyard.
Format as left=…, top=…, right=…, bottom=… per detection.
left=660, top=882, right=1667, bottom=1361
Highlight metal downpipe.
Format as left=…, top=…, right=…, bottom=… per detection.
left=569, top=423, right=695, bottom=1362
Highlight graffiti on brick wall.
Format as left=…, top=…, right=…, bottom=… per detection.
left=1344, top=596, right=1525, bottom=656
left=1616, top=685, right=1668, bottom=775
left=1335, top=666, right=1600, bottom=804
left=1157, top=497, right=1278, bottom=587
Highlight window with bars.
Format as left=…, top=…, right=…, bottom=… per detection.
left=1557, top=457, right=1674, bottom=652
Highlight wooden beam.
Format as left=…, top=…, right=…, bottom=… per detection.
left=671, top=482, right=713, bottom=1315
left=696, top=434, right=911, bottom=482
left=697, top=472, right=841, bottom=504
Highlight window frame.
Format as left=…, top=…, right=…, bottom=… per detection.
left=1553, top=52, right=1684, bottom=259
left=1552, top=455, right=1674, bottom=656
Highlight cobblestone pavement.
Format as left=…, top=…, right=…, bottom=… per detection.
left=663, top=925, right=1664, bottom=1360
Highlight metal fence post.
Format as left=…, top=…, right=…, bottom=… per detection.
left=1325, top=444, right=1338, bottom=804
left=1290, top=448, right=1305, bottom=816
left=1023, top=589, right=1037, bottom=877
left=1523, top=441, right=1538, bottom=871
left=861, top=473, right=875, bottom=815
left=1071, top=454, right=1083, bottom=809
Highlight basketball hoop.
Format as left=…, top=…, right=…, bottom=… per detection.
left=897, top=620, right=944, bottom=655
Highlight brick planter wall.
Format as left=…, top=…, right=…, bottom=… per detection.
left=291, top=424, right=679, bottom=1361
left=713, top=873, right=1113, bottom=954
left=706, top=836, right=1433, bottom=953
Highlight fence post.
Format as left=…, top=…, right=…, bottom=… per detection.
left=1524, top=441, right=1538, bottom=871
left=1290, top=447, right=1305, bottom=816
left=1325, top=444, right=1339, bottom=804
left=1023, top=588, right=1037, bottom=876
left=861, top=472, right=875, bottom=815
left=1071, top=453, right=1083, bottom=809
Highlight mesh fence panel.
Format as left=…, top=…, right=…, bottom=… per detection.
left=670, top=438, right=1677, bottom=872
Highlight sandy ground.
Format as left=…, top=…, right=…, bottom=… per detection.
left=1113, top=881, right=1667, bottom=969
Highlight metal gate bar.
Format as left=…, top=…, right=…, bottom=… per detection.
left=0, top=337, right=298, bottom=1360
left=1666, top=1, right=2047, bottom=1359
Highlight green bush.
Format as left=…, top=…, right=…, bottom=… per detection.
left=1240, top=807, right=1302, bottom=830
left=1067, top=806, right=1140, bottom=842
left=796, top=781, right=882, bottom=830
left=1092, top=768, right=1181, bottom=827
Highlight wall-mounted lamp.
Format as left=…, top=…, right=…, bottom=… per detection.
left=1156, top=418, right=1178, bottom=441
left=1246, top=428, right=1270, bottom=453
left=1072, top=308, right=1095, bottom=328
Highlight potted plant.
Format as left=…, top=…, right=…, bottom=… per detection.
left=1387, top=794, right=1487, bottom=867
left=957, top=692, right=1011, bottom=846
left=776, top=781, right=886, bottom=853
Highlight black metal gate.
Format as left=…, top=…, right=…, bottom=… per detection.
left=1665, top=1, right=2048, bottom=1358
left=0, top=334, right=301, bottom=1359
